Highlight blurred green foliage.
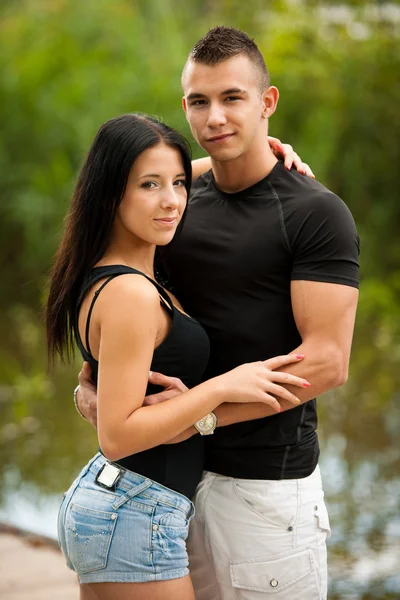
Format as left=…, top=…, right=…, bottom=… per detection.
left=1, top=0, right=399, bottom=433
left=0, top=1, right=399, bottom=597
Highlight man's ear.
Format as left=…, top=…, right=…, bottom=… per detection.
left=182, top=96, right=188, bottom=119
left=262, top=86, right=279, bottom=118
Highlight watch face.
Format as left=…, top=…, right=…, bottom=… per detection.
left=196, top=412, right=217, bottom=435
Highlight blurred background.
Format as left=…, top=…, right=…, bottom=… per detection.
left=0, top=0, right=399, bottom=598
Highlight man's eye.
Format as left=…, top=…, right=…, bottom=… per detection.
left=226, top=96, right=240, bottom=102
left=191, top=100, right=206, bottom=106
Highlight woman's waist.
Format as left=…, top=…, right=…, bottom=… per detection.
left=98, top=436, right=204, bottom=498
left=84, top=452, right=199, bottom=513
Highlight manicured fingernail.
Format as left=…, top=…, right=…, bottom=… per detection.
left=295, top=398, right=301, bottom=404
left=296, top=354, right=304, bottom=359
left=278, top=406, right=282, bottom=412
left=303, top=382, right=311, bottom=388
left=277, top=143, right=284, bottom=152
left=286, top=165, right=292, bottom=170
left=149, top=371, right=153, bottom=377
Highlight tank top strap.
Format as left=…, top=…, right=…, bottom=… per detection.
left=76, top=265, right=174, bottom=358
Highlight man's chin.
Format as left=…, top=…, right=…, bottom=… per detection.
left=205, top=146, right=243, bottom=163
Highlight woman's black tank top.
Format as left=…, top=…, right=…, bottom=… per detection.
left=74, top=265, right=210, bottom=499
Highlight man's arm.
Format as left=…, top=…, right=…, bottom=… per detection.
left=75, top=282, right=357, bottom=429
left=214, top=280, right=358, bottom=426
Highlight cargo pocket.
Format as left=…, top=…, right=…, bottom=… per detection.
left=66, top=502, right=118, bottom=575
left=230, top=547, right=320, bottom=599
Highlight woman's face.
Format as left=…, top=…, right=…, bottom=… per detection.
left=115, top=143, right=188, bottom=246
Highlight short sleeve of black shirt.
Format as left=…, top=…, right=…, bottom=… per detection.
left=268, top=167, right=360, bottom=288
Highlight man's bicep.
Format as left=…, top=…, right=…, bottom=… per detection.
left=291, top=280, right=359, bottom=362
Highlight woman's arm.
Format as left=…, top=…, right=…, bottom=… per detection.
left=94, top=275, right=225, bottom=460
left=191, top=138, right=315, bottom=180
left=87, top=276, right=308, bottom=460
left=192, top=157, right=212, bottom=180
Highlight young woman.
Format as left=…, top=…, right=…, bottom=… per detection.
left=46, top=113, right=309, bottom=600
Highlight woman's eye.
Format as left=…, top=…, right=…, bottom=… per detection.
left=174, top=179, right=186, bottom=187
left=141, top=181, right=157, bottom=189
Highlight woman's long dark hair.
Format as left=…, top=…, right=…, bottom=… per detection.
left=46, top=113, right=192, bottom=364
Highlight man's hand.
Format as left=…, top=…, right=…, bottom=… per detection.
left=143, top=371, right=188, bottom=405
left=144, top=372, right=196, bottom=444
left=267, top=136, right=315, bottom=178
left=77, top=362, right=98, bottom=428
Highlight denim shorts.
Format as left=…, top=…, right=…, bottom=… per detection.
left=57, top=453, right=195, bottom=584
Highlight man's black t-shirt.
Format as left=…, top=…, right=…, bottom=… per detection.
left=160, top=161, right=360, bottom=480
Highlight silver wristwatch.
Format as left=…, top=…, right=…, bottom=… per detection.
left=194, top=411, right=218, bottom=435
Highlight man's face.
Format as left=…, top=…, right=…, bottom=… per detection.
left=182, top=54, right=270, bottom=163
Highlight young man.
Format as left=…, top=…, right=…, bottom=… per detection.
left=77, top=27, right=359, bottom=599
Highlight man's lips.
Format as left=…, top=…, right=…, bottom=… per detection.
left=207, top=133, right=235, bottom=143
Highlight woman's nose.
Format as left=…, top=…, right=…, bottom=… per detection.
left=160, top=186, right=180, bottom=209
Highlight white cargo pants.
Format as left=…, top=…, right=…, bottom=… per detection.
left=187, top=466, right=331, bottom=600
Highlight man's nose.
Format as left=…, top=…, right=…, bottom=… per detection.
left=206, top=103, right=227, bottom=128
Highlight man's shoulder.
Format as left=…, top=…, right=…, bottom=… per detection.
left=271, top=166, right=352, bottom=218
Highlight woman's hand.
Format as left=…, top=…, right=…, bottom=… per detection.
left=267, top=136, right=315, bottom=178
left=143, top=355, right=310, bottom=415
left=218, top=354, right=310, bottom=413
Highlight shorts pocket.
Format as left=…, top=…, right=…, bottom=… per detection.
left=232, top=480, right=296, bottom=529
left=159, top=508, right=189, bottom=529
left=152, top=503, right=190, bottom=559
left=230, top=547, right=320, bottom=599
left=66, top=502, right=118, bottom=575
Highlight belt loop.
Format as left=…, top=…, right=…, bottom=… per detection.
left=112, top=478, right=153, bottom=510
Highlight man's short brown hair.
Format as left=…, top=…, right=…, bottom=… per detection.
left=183, top=26, right=270, bottom=92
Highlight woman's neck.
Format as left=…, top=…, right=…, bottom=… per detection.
left=96, top=240, right=156, bottom=280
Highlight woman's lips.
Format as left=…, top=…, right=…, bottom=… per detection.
left=154, top=217, right=177, bottom=226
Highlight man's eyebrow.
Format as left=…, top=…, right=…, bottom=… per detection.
left=186, top=93, right=206, bottom=101
left=186, top=88, right=248, bottom=101
left=222, top=88, right=248, bottom=95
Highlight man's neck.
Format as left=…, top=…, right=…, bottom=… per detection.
left=211, top=141, right=278, bottom=194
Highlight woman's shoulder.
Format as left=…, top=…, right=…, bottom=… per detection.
left=92, top=271, right=161, bottom=321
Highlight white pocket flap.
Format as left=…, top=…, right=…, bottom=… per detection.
left=230, top=547, right=314, bottom=593
left=315, top=502, right=331, bottom=537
